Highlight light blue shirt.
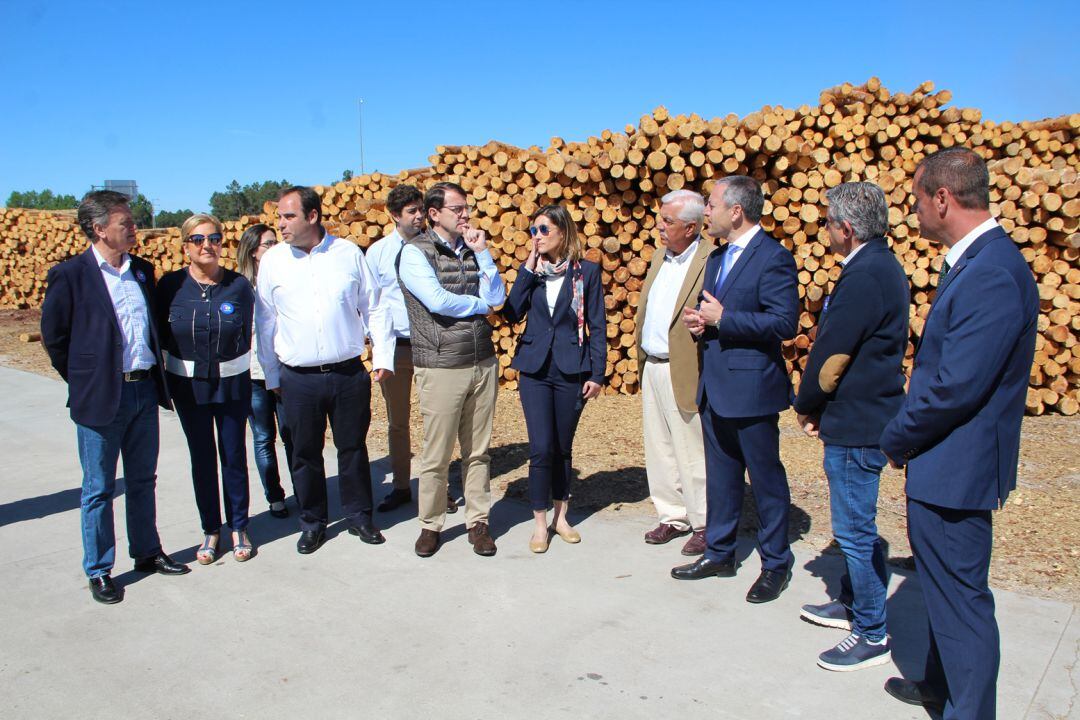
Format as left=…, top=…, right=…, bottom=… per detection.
left=365, top=229, right=411, bottom=338
left=398, top=229, right=506, bottom=317
left=91, top=245, right=155, bottom=372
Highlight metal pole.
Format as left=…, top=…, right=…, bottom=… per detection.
left=358, top=98, right=366, bottom=175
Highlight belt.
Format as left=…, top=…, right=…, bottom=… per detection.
left=164, top=351, right=251, bottom=379
left=123, top=368, right=153, bottom=382
left=645, top=354, right=670, bottom=364
left=396, top=338, right=411, bottom=346
left=284, top=356, right=364, bottom=374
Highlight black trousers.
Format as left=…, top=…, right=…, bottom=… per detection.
left=279, top=362, right=373, bottom=532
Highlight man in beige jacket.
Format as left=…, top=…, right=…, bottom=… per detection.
left=635, top=190, right=714, bottom=555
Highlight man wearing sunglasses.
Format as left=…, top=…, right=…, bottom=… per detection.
left=396, top=181, right=506, bottom=558
left=255, top=185, right=393, bottom=554
left=41, top=190, right=191, bottom=604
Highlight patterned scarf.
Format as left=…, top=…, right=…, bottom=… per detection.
left=535, top=257, right=585, bottom=345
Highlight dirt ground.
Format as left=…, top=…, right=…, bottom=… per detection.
left=5, top=308, right=1077, bottom=603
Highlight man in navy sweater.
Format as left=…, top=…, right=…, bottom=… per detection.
left=793, top=183, right=910, bottom=671
left=880, top=148, right=1038, bottom=717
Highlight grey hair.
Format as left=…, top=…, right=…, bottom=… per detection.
left=77, top=190, right=131, bottom=241
left=714, top=176, right=764, bottom=223
left=825, top=182, right=889, bottom=240
left=661, top=189, right=705, bottom=224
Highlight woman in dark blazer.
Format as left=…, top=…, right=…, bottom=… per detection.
left=502, top=204, right=607, bottom=553
left=156, top=214, right=256, bottom=564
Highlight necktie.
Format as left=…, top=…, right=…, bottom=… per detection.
left=940, top=258, right=951, bottom=281
left=717, top=244, right=738, bottom=292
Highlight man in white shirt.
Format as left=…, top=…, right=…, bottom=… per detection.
left=396, top=181, right=506, bottom=558
left=256, top=186, right=393, bottom=554
left=635, top=190, right=714, bottom=555
left=365, top=184, right=433, bottom=513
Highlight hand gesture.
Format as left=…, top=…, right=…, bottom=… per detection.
left=463, top=227, right=487, bottom=253
left=682, top=306, right=706, bottom=337
left=373, top=369, right=393, bottom=383
left=525, top=237, right=540, bottom=272
left=582, top=381, right=602, bottom=400
left=796, top=413, right=820, bottom=438
left=698, top=290, right=724, bottom=326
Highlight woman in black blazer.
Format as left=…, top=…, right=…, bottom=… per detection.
left=502, top=204, right=607, bottom=553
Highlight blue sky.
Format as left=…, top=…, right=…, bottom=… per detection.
left=1, top=0, right=1077, bottom=213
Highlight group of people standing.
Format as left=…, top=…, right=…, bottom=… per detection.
left=40, top=146, right=1035, bottom=719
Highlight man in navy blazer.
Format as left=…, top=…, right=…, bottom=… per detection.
left=672, top=175, right=799, bottom=604
left=41, top=190, right=189, bottom=605
left=879, top=149, right=1038, bottom=717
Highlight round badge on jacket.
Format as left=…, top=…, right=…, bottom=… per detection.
left=135, top=269, right=146, bottom=283
left=220, top=302, right=235, bottom=315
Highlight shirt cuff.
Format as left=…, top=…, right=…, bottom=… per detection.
left=371, top=337, right=396, bottom=372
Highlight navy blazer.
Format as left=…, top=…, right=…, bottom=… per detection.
left=502, top=260, right=607, bottom=385
left=696, top=229, right=799, bottom=417
left=40, top=249, right=172, bottom=426
left=879, top=226, right=1038, bottom=510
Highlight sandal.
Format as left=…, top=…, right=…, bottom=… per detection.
left=232, top=530, right=254, bottom=562
left=196, top=533, right=219, bottom=565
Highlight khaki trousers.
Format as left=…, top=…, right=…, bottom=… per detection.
left=378, top=342, right=415, bottom=490
left=413, top=357, right=498, bottom=531
left=642, top=357, right=707, bottom=531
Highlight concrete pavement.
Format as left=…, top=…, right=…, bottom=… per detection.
left=0, top=367, right=1076, bottom=719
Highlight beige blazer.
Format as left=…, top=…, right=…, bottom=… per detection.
left=634, top=237, right=715, bottom=414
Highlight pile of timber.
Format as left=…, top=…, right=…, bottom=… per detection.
left=0, top=79, right=1077, bottom=414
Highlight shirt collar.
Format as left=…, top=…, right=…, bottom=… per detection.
left=432, top=227, right=464, bottom=253
left=91, top=244, right=130, bottom=274
left=945, top=217, right=998, bottom=269
left=727, top=223, right=761, bottom=251
left=665, top=236, right=700, bottom=264
left=840, top=241, right=869, bottom=266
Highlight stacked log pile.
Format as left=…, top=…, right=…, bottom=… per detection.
left=0, top=79, right=1077, bottom=414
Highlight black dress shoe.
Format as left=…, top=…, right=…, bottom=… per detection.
left=348, top=522, right=386, bottom=545
left=377, top=488, right=412, bottom=513
left=296, top=529, right=325, bottom=554
left=446, top=491, right=459, bottom=514
left=883, top=677, right=945, bottom=710
left=671, top=556, right=737, bottom=580
left=89, top=575, right=122, bottom=604
left=746, top=568, right=792, bottom=603
left=269, top=501, right=289, bottom=519
left=133, top=552, right=191, bottom=576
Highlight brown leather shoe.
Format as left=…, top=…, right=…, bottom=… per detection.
left=446, top=491, right=459, bottom=514
left=681, top=530, right=706, bottom=556
left=645, top=523, right=691, bottom=545
left=468, top=522, right=497, bottom=556
left=415, top=529, right=440, bottom=558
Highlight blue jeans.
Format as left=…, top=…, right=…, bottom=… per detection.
left=249, top=380, right=293, bottom=504
left=823, top=444, right=888, bottom=641
left=75, top=379, right=162, bottom=578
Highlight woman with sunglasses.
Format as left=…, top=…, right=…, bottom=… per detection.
left=502, top=204, right=607, bottom=553
left=156, top=214, right=256, bottom=563
left=237, top=224, right=294, bottom=520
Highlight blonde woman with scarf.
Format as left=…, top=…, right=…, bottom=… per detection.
left=502, top=204, right=607, bottom=553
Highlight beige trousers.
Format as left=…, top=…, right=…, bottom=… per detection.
left=413, top=357, right=499, bottom=531
left=378, top=342, right=415, bottom=490
left=641, top=358, right=707, bottom=531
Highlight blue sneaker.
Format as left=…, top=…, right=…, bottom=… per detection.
left=817, top=633, right=891, bottom=672
left=800, top=599, right=853, bottom=630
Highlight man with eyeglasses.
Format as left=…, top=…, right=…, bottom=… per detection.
left=396, top=181, right=506, bottom=557
left=41, top=190, right=191, bottom=605
left=635, top=190, right=713, bottom=556
left=255, top=185, right=393, bottom=554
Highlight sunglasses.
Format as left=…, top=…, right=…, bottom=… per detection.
left=187, top=233, right=223, bottom=246
left=529, top=224, right=553, bottom=237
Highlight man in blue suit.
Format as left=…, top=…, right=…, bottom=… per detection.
left=672, top=175, right=799, bottom=604
left=41, top=190, right=190, bottom=605
left=879, top=148, right=1038, bottom=717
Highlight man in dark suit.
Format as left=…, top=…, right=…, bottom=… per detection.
left=41, top=190, right=190, bottom=605
left=793, top=182, right=910, bottom=671
left=879, top=148, right=1038, bottom=717
left=673, top=175, right=799, bottom=604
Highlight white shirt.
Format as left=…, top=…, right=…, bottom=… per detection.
left=641, top=237, right=701, bottom=358
left=91, top=245, right=155, bottom=372
left=840, top=241, right=869, bottom=267
left=544, top=273, right=565, bottom=314
left=945, top=217, right=999, bottom=271
left=255, top=233, right=391, bottom=389
left=713, top=223, right=761, bottom=287
left=397, top=229, right=506, bottom=317
left=364, top=228, right=411, bottom=339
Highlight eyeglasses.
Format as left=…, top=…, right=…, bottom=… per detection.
left=529, top=224, right=553, bottom=237
left=187, top=233, right=223, bottom=246
left=442, top=204, right=472, bottom=216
